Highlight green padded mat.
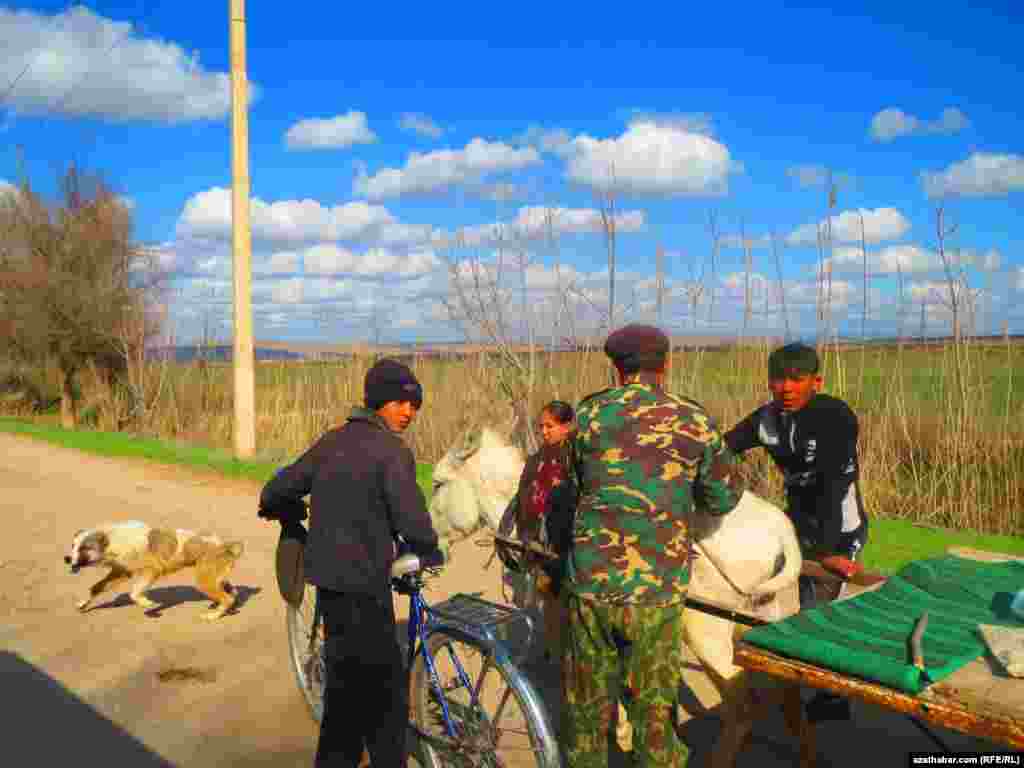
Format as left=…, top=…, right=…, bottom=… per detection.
left=743, top=555, right=1024, bottom=694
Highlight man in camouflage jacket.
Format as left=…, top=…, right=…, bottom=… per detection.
left=562, top=324, right=744, bottom=768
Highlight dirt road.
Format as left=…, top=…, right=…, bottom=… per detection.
left=0, top=433, right=1007, bottom=767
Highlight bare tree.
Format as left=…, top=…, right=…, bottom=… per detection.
left=597, top=163, right=619, bottom=333
left=655, top=244, right=666, bottom=326
left=0, top=165, right=162, bottom=428
left=371, top=302, right=385, bottom=349
left=440, top=222, right=540, bottom=454
left=675, top=248, right=706, bottom=329
left=107, top=282, right=171, bottom=428
left=895, top=258, right=908, bottom=342
left=706, top=210, right=722, bottom=326
left=815, top=173, right=839, bottom=346
left=771, top=233, right=791, bottom=340
left=198, top=285, right=225, bottom=363
left=933, top=204, right=965, bottom=342
left=859, top=211, right=870, bottom=341
left=740, top=219, right=753, bottom=338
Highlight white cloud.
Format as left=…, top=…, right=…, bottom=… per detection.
left=375, top=221, right=437, bottom=246
left=137, top=242, right=179, bottom=273
left=907, top=282, right=984, bottom=325
left=451, top=205, right=645, bottom=247
left=826, top=244, right=1001, bottom=276
left=480, top=182, right=528, bottom=201
left=1016, top=268, right=1024, bottom=293
left=908, top=281, right=954, bottom=302
left=621, top=111, right=716, bottom=136
left=157, top=237, right=228, bottom=277
left=285, top=111, right=377, bottom=150
left=270, top=278, right=305, bottom=304
left=353, top=138, right=541, bottom=199
left=563, top=119, right=740, bottom=196
left=256, top=276, right=355, bottom=306
left=513, top=125, right=574, bottom=155
left=176, top=187, right=435, bottom=245
left=788, top=278, right=857, bottom=309
left=786, top=207, right=911, bottom=246
left=869, top=107, right=970, bottom=142
left=921, top=152, right=1024, bottom=198
left=255, top=250, right=301, bottom=275
left=0, top=6, right=248, bottom=122
left=721, top=271, right=771, bottom=293
left=302, top=244, right=356, bottom=274
left=302, top=244, right=439, bottom=278
left=398, top=112, right=443, bottom=139
left=827, top=244, right=939, bottom=274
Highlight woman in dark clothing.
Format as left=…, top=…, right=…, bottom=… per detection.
left=500, top=400, right=579, bottom=661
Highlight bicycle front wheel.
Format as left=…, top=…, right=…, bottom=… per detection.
left=409, top=628, right=560, bottom=768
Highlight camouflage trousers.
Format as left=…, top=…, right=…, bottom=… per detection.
left=561, top=595, right=687, bottom=768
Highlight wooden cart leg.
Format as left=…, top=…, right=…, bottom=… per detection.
left=782, top=685, right=817, bottom=768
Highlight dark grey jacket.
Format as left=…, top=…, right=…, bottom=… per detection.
left=259, top=407, right=439, bottom=595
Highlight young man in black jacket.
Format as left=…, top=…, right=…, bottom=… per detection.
left=259, top=359, right=440, bottom=768
left=724, top=342, right=868, bottom=723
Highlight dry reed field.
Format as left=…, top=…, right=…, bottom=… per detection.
left=5, top=339, right=1023, bottom=537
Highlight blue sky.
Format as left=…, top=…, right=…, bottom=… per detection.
left=2, top=1, right=1023, bottom=344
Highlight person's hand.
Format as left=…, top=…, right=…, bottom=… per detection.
left=820, top=555, right=862, bottom=580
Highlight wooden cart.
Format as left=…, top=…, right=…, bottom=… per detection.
left=734, top=547, right=1024, bottom=753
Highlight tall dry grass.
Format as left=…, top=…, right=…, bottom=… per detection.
left=6, top=340, right=1023, bottom=536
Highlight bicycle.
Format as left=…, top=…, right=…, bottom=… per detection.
left=283, top=523, right=562, bottom=768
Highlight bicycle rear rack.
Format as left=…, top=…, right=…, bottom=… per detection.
left=428, top=593, right=535, bottom=663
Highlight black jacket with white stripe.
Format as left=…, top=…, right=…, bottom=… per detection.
left=724, top=393, right=867, bottom=556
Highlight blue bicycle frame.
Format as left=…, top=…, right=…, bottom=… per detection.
left=404, top=586, right=478, bottom=741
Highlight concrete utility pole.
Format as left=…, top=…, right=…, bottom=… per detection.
left=229, top=0, right=255, bottom=457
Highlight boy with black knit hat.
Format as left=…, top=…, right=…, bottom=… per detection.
left=259, top=358, right=440, bottom=767
left=724, top=341, right=868, bottom=723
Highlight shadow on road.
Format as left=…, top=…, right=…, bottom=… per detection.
left=3, top=650, right=175, bottom=766
left=89, top=584, right=261, bottom=616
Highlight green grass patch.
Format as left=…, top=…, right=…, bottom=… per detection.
left=858, top=517, right=1024, bottom=575
left=2, top=416, right=1021, bottom=574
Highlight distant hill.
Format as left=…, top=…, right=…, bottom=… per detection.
left=148, top=333, right=1024, bottom=363
left=147, top=345, right=304, bottom=362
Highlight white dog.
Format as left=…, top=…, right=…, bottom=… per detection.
left=65, top=521, right=245, bottom=621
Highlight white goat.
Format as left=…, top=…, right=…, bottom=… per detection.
left=685, top=491, right=811, bottom=768
left=428, top=425, right=525, bottom=554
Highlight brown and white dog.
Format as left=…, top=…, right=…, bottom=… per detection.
left=65, top=521, right=245, bottom=621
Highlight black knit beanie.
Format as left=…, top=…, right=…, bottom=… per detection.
left=364, top=359, right=423, bottom=411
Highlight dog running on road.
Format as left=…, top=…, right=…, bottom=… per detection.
left=65, top=521, right=245, bottom=621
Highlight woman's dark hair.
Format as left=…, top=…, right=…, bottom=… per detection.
left=542, top=400, right=575, bottom=424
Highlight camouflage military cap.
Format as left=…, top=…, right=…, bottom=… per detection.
left=604, top=324, right=670, bottom=369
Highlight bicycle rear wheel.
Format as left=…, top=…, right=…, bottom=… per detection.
left=286, top=582, right=326, bottom=722
left=409, top=628, right=560, bottom=768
